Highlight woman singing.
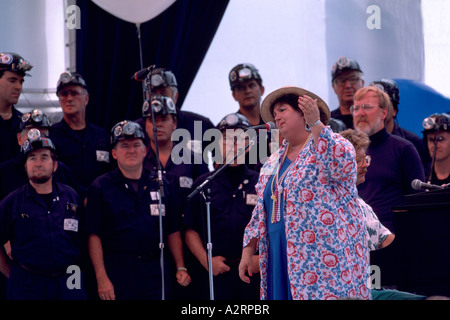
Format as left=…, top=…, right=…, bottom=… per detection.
left=239, top=87, right=370, bottom=300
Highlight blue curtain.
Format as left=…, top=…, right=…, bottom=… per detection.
left=75, top=0, right=229, bottom=130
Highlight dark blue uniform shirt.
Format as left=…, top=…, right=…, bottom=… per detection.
left=184, top=165, right=259, bottom=260
left=49, top=119, right=112, bottom=189
left=0, top=107, right=21, bottom=164
left=85, top=168, right=180, bottom=259
left=0, top=182, right=84, bottom=273
left=143, top=142, right=209, bottom=216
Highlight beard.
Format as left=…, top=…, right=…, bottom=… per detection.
left=29, top=173, right=52, bottom=184
left=355, top=117, right=383, bottom=136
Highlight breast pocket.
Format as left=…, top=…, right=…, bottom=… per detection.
left=14, top=213, right=40, bottom=245
left=63, top=202, right=79, bottom=233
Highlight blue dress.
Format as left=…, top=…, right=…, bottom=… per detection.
left=264, top=158, right=292, bottom=300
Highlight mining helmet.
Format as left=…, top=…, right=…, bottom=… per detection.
left=229, top=63, right=262, bottom=90
left=370, top=79, right=400, bottom=108
left=331, top=56, right=363, bottom=82
left=422, top=113, right=450, bottom=134
left=216, top=113, right=251, bottom=132
left=147, top=68, right=178, bottom=89
left=142, top=94, right=177, bottom=118
left=56, top=71, right=87, bottom=96
left=0, top=52, right=33, bottom=76
left=111, top=120, right=146, bottom=146
left=20, top=109, right=51, bottom=131
left=21, top=129, right=56, bottom=159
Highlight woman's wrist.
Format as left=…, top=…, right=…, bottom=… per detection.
left=307, top=119, right=321, bottom=127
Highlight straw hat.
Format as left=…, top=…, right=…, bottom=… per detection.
left=260, top=86, right=330, bottom=125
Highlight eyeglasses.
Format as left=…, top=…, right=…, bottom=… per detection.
left=334, top=76, right=362, bottom=87
left=350, top=104, right=376, bottom=114
left=356, top=155, right=371, bottom=166
left=58, top=90, right=84, bottom=98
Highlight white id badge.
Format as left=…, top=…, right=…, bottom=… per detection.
left=64, top=218, right=79, bottom=232
left=96, top=150, right=110, bottom=163
left=179, top=176, right=193, bottom=189
left=246, top=194, right=258, bottom=206
left=150, top=191, right=160, bottom=201
left=150, top=204, right=166, bottom=216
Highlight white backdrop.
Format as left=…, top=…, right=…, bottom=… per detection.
left=1, top=0, right=449, bottom=128
left=183, top=0, right=450, bottom=127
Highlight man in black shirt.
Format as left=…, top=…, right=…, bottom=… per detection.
left=0, top=52, right=33, bottom=163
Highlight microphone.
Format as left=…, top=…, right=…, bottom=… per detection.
left=247, top=122, right=276, bottom=131
left=132, top=65, right=155, bottom=81
left=411, top=179, right=443, bottom=191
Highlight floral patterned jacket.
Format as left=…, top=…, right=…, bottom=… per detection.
left=243, top=127, right=371, bottom=300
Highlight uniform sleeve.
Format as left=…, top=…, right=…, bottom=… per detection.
left=0, top=196, right=13, bottom=246
left=183, top=176, right=207, bottom=234
left=84, top=180, right=105, bottom=236
left=162, top=175, right=184, bottom=236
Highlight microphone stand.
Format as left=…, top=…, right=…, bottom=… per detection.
left=135, top=23, right=145, bottom=102
left=187, top=133, right=257, bottom=300
left=143, top=66, right=167, bottom=300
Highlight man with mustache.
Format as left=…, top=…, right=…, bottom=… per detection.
left=0, top=134, right=86, bottom=300
left=352, top=86, right=425, bottom=288
left=353, top=85, right=425, bottom=232
left=0, top=52, right=33, bottom=163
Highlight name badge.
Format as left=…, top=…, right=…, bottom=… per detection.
left=179, top=176, right=193, bottom=189
left=150, top=204, right=166, bottom=216
left=64, top=218, right=78, bottom=232
left=96, top=150, right=110, bottom=163
left=150, top=191, right=160, bottom=201
left=246, top=194, right=258, bottom=206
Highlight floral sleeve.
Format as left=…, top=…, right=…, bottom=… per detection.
left=311, top=126, right=357, bottom=185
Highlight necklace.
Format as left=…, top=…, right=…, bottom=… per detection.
left=270, top=134, right=312, bottom=223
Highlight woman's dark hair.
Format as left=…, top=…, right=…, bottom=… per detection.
left=270, top=94, right=302, bottom=116
left=270, top=93, right=329, bottom=125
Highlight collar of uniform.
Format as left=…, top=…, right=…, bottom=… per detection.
left=236, top=109, right=265, bottom=125
left=110, top=167, right=147, bottom=190
left=56, top=118, right=93, bottom=133
left=24, top=180, right=62, bottom=200
left=0, top=106, right=21, bottom=125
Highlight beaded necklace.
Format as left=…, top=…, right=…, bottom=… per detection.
left=270, top=134, right=312, bottom=223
